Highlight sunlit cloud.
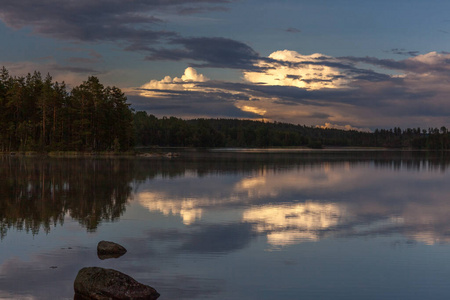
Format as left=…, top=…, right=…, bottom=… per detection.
left=318, top=123, right=372, bottom=132
left=244, top=50, right=351, bottom=90
left=134, top=49, right=450, bottom=128
left=139, top=67, right=209, bottom=97
left=238, top=105, right=267, bottom=116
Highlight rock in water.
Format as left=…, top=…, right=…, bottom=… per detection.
left=97, top=241, right=127, bottom=259
left=74, top=267, right=160, bottom=300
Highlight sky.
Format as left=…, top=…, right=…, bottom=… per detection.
left=1, top=0, right=450, bottom=130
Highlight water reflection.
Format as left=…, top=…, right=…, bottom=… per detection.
left=0, top=156, right=133, bottom=238
left=133, top=150, right=450, bottom=248
left=2, top=151, right=450, bottom=299
left=243, top=202, right=348, bottom=246
left=138, top=192, right=204, bottom=225
left=2, top=151, right=450, bottom=245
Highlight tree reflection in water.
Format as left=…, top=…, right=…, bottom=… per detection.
left=1, top=150, right=450, bottom=240
left=0, top=156, right=134, bottom=238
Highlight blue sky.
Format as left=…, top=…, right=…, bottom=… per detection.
left=1, top=0, right=450, bottom=130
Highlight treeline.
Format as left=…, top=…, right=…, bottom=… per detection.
left=134, top=112, right=450, bottom=150
left=0, top=67, right=133, bottom=152
left=133, top=113, right=374, bottom=148
left=372, top=127, right=450, bottom=150
left=2, top=66, right=450, bottom=152
left=133, top=112, right=366, bottom=148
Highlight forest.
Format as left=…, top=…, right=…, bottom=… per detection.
left=1, top=66, right=450, bottom=152
left=0, top=67, right=133, bottom=152
left=134, top=112, right=450, bottom=150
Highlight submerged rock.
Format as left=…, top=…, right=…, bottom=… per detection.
left=74, top=267, right=160, bottom=300
left=97, top=241, right=127, bottom=259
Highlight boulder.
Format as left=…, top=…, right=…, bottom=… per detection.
left=97, top=241, right=127, bottom=259
left=74, top=267, right=160, bottom=300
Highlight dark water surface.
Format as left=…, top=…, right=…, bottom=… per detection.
left=1, top=150, right=450, bottom=299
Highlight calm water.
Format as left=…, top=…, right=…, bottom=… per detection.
left=1, top=150, right=450, bottom=299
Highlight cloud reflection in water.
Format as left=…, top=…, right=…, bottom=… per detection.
left=243, top=202, right=348, bottom=246
left=135, top=154, right=450, bottom=247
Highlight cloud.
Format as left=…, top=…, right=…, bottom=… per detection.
left=285, top=27, right=302, bottom=33
left=318, top=123, right=372, bottom=132
left=240, top=51, right=450, bottom=127
left=244, top=50, right=351, bottom=90
left=177, top=5, right=230, bottom=15
left=133, top=67, right=266, bottom=119
left=239, top=105, right=267, bottom=116
left=387, top=48, right=419, bottom=57
left=130, top=93, right=261, bottom=120
left=146, top=37, right=262, bottom=70
left=140, top=67, right=209, bottom=97
left=133, top=50, right=450, bottom=129
left=0, top=1, right=230, bottom=51
left=341, top=51, right=450, bottom=75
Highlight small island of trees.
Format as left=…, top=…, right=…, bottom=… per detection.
left=1, top=66, right=450, bottom=152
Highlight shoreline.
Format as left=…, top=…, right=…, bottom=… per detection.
left=1, top=147, right=448, bottom=158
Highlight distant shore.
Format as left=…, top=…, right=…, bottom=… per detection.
left=0, top=150, right=181, bottom=158
left=2, top=146, right=447, bottom=158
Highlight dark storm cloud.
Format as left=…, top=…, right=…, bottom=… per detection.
left=0, top=0, right=230, bottom=50
left=146, top=37, right=262, bottom=70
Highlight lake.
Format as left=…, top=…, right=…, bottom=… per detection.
left=1, top=150, right=450, bottom=299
